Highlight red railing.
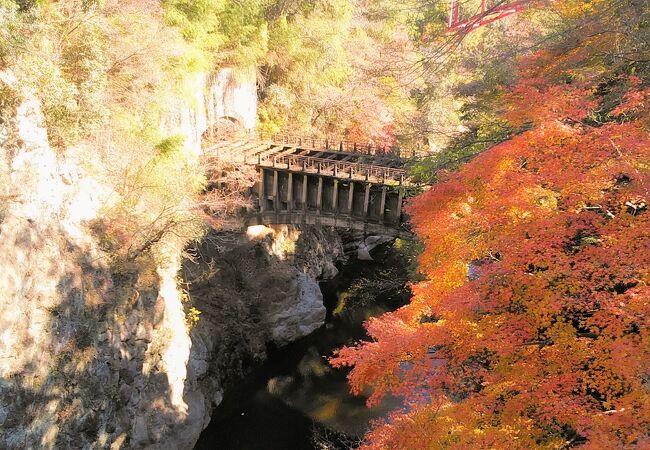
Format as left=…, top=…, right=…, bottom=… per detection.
left=448, top=0, right=530, bottom=32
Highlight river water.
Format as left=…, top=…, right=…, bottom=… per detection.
left=195, top=245, right=410, bottom=449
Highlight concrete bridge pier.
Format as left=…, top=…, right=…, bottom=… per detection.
left=250, top=167, right=405, bottom=236
left=205, top=135, right=417, bottom=237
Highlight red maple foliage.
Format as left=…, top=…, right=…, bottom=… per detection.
left=332, top=24, right=650, bottom=450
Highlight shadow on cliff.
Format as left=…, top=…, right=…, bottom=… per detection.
left=182, top=225, right=345, bottom=398
left=183, top=230, right=288, bottom=388
left=1, top=234, right=187, bottom=449
left=190, top=230, right=414, bottom=450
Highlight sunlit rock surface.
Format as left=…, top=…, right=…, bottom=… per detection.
left=0, top=71, right=205, bottom=450
left=163, top=67, right=257, bottom=155
left=267, top=272, right=326, bottom=346
left=0, top=71, right=114, bottom=449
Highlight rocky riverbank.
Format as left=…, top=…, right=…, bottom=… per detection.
left=180, top=224, right=397, bottom=448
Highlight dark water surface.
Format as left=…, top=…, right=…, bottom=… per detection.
left=195, top=247, right=409, bottom=450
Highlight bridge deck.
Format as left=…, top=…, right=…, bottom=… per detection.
left=205, top=139, right=411, bottom=186
left=204, top=138, right=416, bottom=236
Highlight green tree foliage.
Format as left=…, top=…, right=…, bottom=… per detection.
left=404, top=1, right=570, bottom=175
left=258, top=0, right=354, bottom=134
left=159, top=0, right=430, bottom=149
left=256, top=0, right=430, bottom=150
left=0, top=1, right=110, bottom=146
left=0, top=0, right=212, bottom=270
left=162, top=0, right=269, bottom=69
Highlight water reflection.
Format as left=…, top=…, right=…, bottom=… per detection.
left=195, top=246, right=410, bottom=450
left=265, top=341, right=400, bottom=437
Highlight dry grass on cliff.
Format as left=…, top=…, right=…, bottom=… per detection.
left=0, top=1, right=217, bottom=274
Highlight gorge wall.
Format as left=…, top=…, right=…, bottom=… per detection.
left=0, top=67, right=259, bottom=449
left=181, top=225, right=396, bottom=448
left=0, top=65, right=390, bottom=449
left=0, top=61, right=397, bottom=449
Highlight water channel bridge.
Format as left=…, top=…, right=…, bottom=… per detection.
left=203, top=135, right=417, bottom=238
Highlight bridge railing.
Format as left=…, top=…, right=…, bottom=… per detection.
left=257, top=132, right=399, bottom=156
left=257, top=152, right=407, bottom=184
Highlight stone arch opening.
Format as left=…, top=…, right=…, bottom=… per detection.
left=203, top=115, right=249, bottom=146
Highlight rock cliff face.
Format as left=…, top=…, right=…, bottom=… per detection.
left=0, top=67, right=261, bottom=449
left=0, top=69, right=198, bottom=449
left=182, top=225, right=346, bottom=419
left=0, top=66, right=391, bottom=450
left=0, top=70, right=115, bottom=448
left=163, top=67, right=257, bottom=156
left=0, top=66, right=342, bottom=450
